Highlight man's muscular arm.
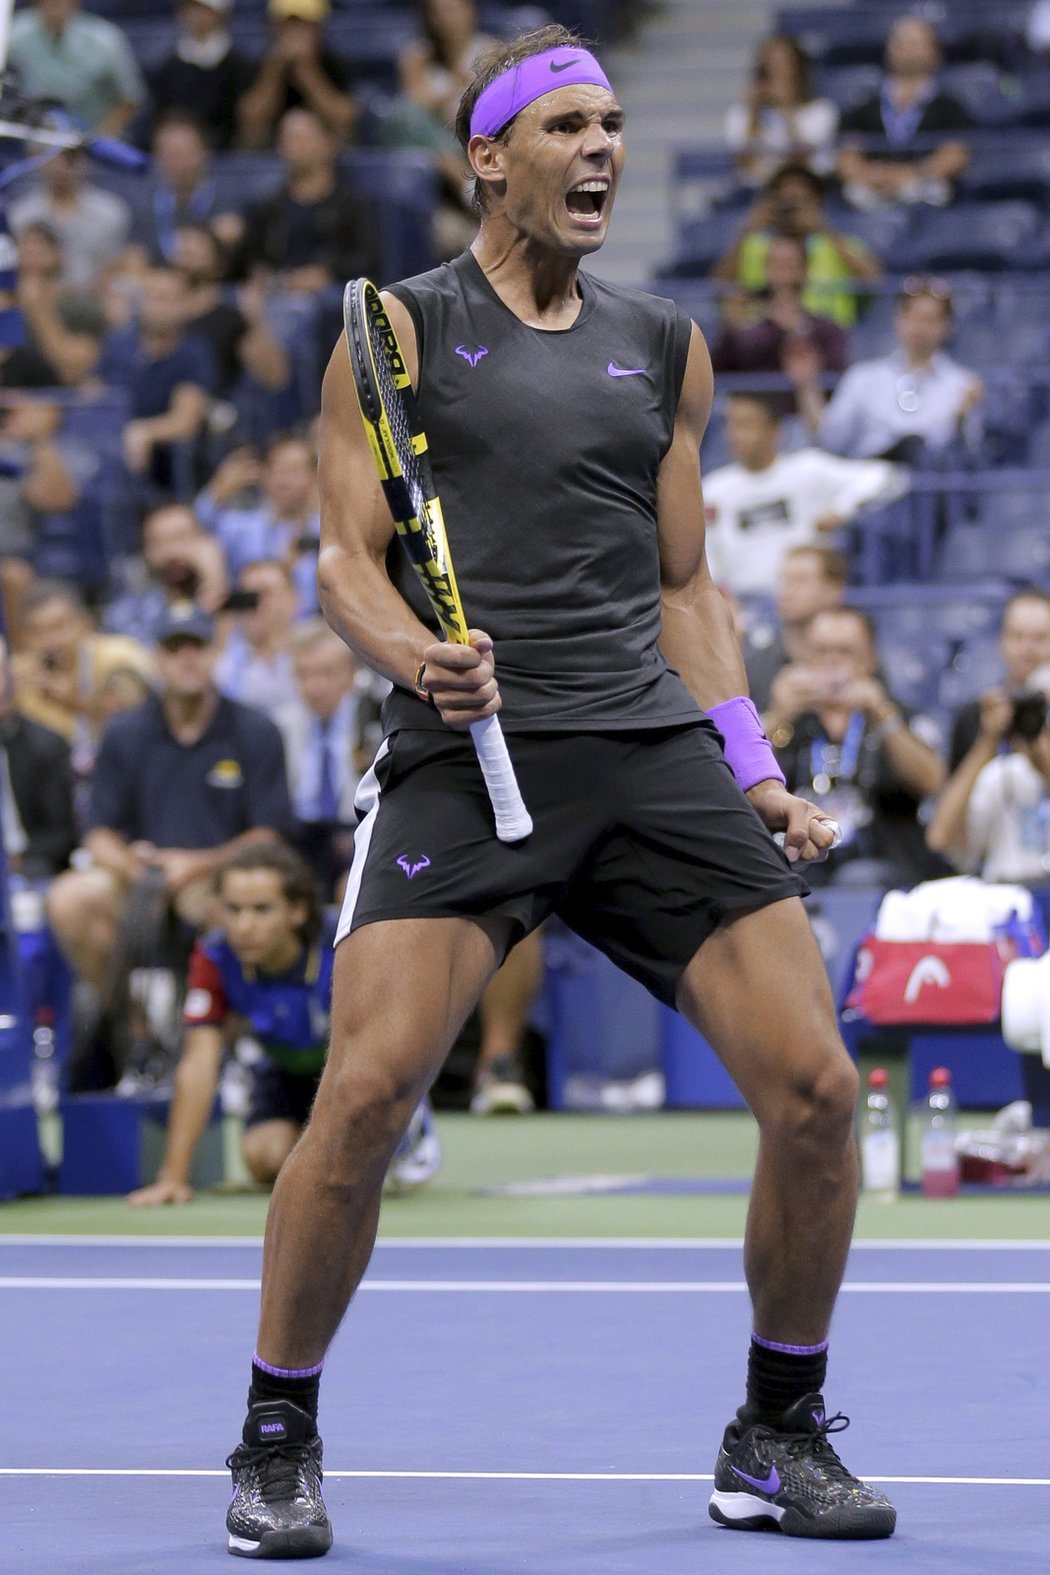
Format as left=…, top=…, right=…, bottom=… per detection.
left=655, top=321, right=836, bottom=863
left=316, top=294, right=498, bottom=729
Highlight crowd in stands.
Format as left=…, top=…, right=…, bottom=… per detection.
left=1, top=0, right=1049, bottom=1137
left=678, top=4, right=1050, bottom=921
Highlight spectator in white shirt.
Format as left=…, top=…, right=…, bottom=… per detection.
left=275, top=618, right=360, bottom=896
left=703, top=392, right=907, bottom=596
left=927, top=663, right=1050, bottom=884
left=215, top=558, right=299, bottom=715
left=809, top=278, right=984, bottom=461
left=725, top=35, right=838, bottom=187
left=197, top=434, right=319, bottom=614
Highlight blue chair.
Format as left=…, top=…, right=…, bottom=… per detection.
left=961, top=142, right=1050, bottom=203
left=937, top=630, right=1004, bottom=710
left=995, top=72, right=1050, bottom=129
left=988, top=522, right=1050, bottom=584
left=825, top=203, right=914, bottom=263
left=1024, top=418, right=1050, bottom=468
left=939, top=61, right=1013, bottom=125
left=889, top=201, right=1041, bottom=273
left=878, top=636, right=950, bottom=714
left=815, top=64, right=881, bottom=110
left=663, top=211, right=752, bottom=278
left=857, top=584, right=1009, bottom=651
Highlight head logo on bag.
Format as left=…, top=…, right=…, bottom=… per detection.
left=904, top=955, right=951, bottom=1004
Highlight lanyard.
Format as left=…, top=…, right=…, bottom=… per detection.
left=153, top=178, right=217, bottom=263
left=879, top=80, right=932, bottom=147
left=810, top=711, right=865, bottom=795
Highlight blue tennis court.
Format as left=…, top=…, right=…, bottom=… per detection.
left=2, top=1236, right=1048, bottom=1573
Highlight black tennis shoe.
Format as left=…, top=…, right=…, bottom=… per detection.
left=226, top=1399, right=333, bottom=1559
left=708, top=1392, right=896, bottom=1539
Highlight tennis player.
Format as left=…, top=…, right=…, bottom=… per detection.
left=225, top=25, right=895, bottom=1557
left=128, top=844, right=440, bottom=1209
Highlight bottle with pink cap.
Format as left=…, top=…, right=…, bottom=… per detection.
left=920, top=1066, right=960, bottom=1199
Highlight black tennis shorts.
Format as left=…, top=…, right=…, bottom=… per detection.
left=335, top=722, right=807, bottom=1007
left=244, top=1060, right=323, bottom=1131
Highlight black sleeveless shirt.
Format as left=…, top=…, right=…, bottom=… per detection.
left=382, top=249, right=700, bottom=733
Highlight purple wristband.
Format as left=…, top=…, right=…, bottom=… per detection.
left=707, top=695, right=785, bottom=793
left=469, top=47, right=613, bottom=139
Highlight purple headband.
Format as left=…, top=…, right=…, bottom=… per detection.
left=469, top=47, right=613, bottom=140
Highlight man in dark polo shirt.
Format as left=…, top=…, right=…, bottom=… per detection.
left=47, top=601, right=294, bottom=993
left=95, top=267, right=217, bottom=491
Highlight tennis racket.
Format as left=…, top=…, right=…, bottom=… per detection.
left=342, top=277, right=532, bottom=844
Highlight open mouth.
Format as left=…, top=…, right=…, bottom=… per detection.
left=565, top=178, right=610, bottom=225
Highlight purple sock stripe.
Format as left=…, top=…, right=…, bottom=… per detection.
left=253, top=1353, right=324, bottom=1380
left=752, top=1332, right=828, bottom=1356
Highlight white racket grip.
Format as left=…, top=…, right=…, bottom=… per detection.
left=469, top=714, right=533, bottom=842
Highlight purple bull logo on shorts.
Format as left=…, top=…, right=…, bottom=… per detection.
left=397, top=853, right=431, bottom=879
left=455, top=344, right=488, bottom=368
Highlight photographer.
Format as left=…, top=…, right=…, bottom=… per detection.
left=713, top=163, right=882, bottom=329
left=947, top=589, right=1050, bottom=770
left=102, top=501, right=229, bottom=647
left=724, top=35, right=838, bottom=189
left=768, top=605, right=946, bottom=887
left=927, top=668, right=1050, bottom=883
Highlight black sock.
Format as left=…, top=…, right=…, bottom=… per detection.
left=248, top=1356, right=322, bottom=1424
left=745, top=1333, right=828, bottom=1424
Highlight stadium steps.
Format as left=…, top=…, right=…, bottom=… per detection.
left=589, top=0, right=847, bottom=284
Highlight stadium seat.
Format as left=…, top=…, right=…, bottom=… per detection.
left=888, top=201, right=1041, bottom=273
left=878, top=635, right=950, bottom=714
left=935, top=523, right=1003, bottom=583
left=954, top=317, right=1050, bottom=367
left=855, top=584, right=1009, bottom=651
left=660, top=210, right=748, bottom=279
left=939, top=61, right=1012, bottom=125
left=937, top=628, right=1004, bottom=710
left=1024, top=418, right=1050, bottom=468
left=972, top=485, right=1050, bottom=532
left=961, top=142, right=1050, bottom=204
left=815, top=64, right=881, bottom=110
left=979, top=522, right=1050, bottom=583
left=994, top=71, right=1050, bottom=129
left=824, top=202, right=914, bottom=263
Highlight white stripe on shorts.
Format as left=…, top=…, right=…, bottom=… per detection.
left=334, top=735, right=391, bottom=947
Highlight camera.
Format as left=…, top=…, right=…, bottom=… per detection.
left=1009, top=690, right=1048, bottom=742
left=221, top=588, right=261, bottom=613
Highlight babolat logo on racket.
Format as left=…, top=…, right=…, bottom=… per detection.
left=365, top=290, right=409, bottom=387
left=421, top=560, right=469, bottom=639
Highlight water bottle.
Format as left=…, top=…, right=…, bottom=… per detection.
left=30, top=1006, right=60, bottom=1116
left=860, top=1067, right=900, bottom=1200
left=920, top=1066, right=960, bottom=1199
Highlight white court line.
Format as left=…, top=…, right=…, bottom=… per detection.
left=0, top=1467, right=1047, bottom=1487
left=4, top=1276, right=1050, bottom=1293
left=4, top=1234, right=1050, bottom=1250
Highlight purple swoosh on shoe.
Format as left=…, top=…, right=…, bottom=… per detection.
left=733, top=1464, right=780, bottom=1495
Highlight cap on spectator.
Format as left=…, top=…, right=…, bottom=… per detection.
left=156, top=602, right=215, bottom=646
left=269, top=0, right=330, bottom=21
left=181, top=0, right=234, bottom=12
